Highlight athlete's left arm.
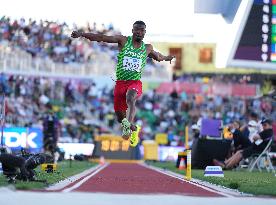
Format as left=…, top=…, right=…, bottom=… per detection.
left=147, top=44, right=175, bottom=63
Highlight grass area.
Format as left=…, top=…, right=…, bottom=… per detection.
left=0, top=160, right=96, bottom=190
left=147, top=161, right=276, bottom=196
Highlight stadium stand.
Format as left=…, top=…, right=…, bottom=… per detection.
left=0, top=16, right=274, bottom=149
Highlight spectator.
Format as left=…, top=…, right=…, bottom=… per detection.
left=230, top=120, right=251, bottom=152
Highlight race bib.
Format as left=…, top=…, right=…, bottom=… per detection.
left=123, top=56, right=142, bottom=72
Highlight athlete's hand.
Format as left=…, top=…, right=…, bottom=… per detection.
left=166, top=55, right=175, bottom=64
left=71, top=31, right=82, bottom=38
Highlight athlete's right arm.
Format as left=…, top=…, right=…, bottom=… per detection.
left=71, top=30, right=126, bottom=45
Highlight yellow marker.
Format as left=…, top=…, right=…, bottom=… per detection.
left=41, top=163, right=57, bottom=173
left=186, top=149, right=192, bottom=180
left=185, top=126, right=189, bottom=150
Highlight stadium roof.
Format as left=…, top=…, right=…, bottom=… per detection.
left=0, top=0, right=225, bottom=43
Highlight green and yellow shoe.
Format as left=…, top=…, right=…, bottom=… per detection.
left=130, top=125, right=141, bottom=147
left=121, top=118, right=132, bottom=138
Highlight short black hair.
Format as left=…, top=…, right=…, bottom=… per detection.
left=233, top=120, right=241, bottom=127
left=261, top=118, right=272, bottom=125
left=250, top=111, right=258, bottom=119
left=133, top=21, right=146, bottom=27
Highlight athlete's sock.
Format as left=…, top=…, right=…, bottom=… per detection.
left=130, top=123, right=137, bottom=131
left=121, top=118, right=131, bottom=137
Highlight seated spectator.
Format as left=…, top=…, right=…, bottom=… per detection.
left=213, top=118, right=274, bottom=169
left=191, top=123, right=200, bottom=139
left=230, top=120, right=251, bottom=152
left=240, top=112, right=262, bottom=139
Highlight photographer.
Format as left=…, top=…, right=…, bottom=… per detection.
left=25, top=153, right=54, bottom=179
left=42, top=104, right=60, bottom=158
left=0, top=146, right=29, bottom=181
left=0, top=146, right=53, bottom=182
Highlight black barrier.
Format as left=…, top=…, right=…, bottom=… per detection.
left=191, top=138, right=231, bottom=169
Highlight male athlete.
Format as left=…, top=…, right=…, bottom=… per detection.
left=71, top=21, right=174, bottom=147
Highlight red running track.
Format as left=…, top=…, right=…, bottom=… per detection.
left=71, top=163, right=223, bottom=197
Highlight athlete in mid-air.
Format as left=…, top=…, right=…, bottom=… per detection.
left=71, top=21, right=174, bottom=147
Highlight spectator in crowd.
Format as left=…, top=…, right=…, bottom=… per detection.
left=241, top=112, right=262, bottom=139
left=42, top=104, right=60, bottom=156
left=229, top=120, right=251, bottom=152
left=191, top=123, right=200, bottom=139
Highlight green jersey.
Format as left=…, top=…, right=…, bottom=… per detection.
left=116, top=36, right=147, bottom=80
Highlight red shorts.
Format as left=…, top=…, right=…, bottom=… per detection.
left=114, top=80, right=142, bottom=112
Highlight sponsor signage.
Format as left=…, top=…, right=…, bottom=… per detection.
left=140, top=146, right=185, bottom=161
left=0, top=127, right=43, bottom=152
left=204, top=166, right=224, bottom=177
left=57, top=143, right=95, bottom=159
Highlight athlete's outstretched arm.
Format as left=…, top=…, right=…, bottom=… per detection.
left=71, top=30, right=126, bottom=44
left=147, top=44, right=175, bottom=63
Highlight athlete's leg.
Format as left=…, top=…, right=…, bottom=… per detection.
left=115, top=111, right=126, bottom=123
left=114, top=82, right=132, bottom=138
left=126, top=89, right=138, bottom=131
left=115, top=111, right=130, bottom=140
left=125, top=89, right=141, bottom=147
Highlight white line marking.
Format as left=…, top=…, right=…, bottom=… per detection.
left=47, top=164, right=103, bottom=191
left=140, top=163, right=234, bottom=198
left=62, top=163, right=109, bottom=193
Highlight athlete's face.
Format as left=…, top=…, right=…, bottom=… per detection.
left=132, top=24, right=146, bottom=42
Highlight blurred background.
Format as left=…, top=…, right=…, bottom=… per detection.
left=0, top=0, right=275, bottom=167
